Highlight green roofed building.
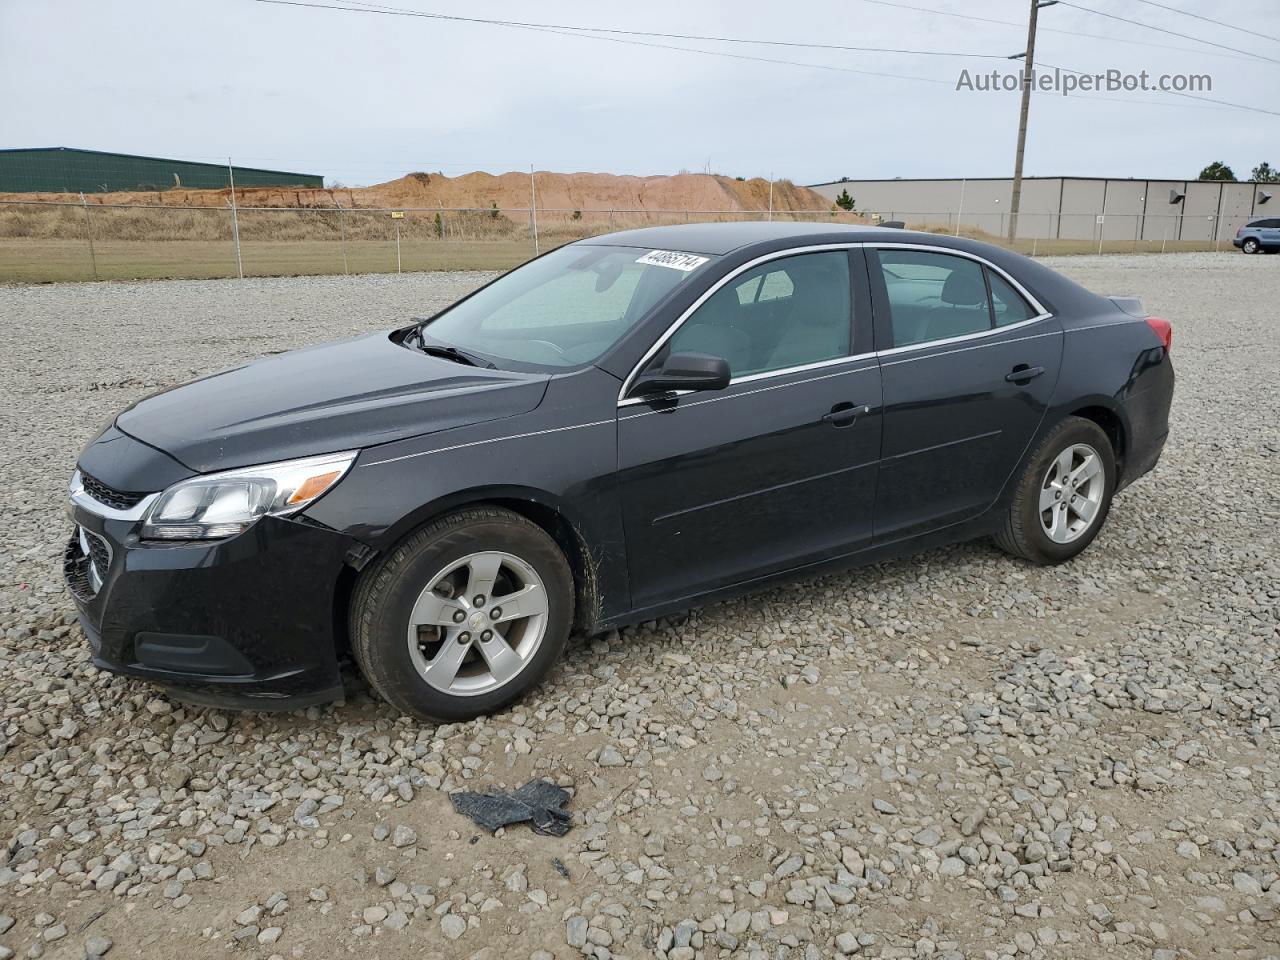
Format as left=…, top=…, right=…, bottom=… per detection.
left=0, top=146, right=324, bottom=193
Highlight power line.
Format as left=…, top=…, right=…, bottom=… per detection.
left=1038, top=61, right=1280, bottom=118
left=257, top=0, right=1280, bottom=118
left=254, top=0, right=1011, bottom=61
left=1129, top=0, right=1280, bottom=44
left=1054, top=0, right=1280, bottom=64
left=853, top=0, right=1266, bottom=63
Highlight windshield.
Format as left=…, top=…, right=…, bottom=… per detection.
left=420, top=244, right=716, bottom=369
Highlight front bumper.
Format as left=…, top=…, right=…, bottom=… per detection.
left=1232, top=238, right=1244, bottom=249
left=65, top=501, right=357, bottom=710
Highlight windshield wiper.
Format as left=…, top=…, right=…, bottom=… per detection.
left=406, top=328, right=497, bottom=369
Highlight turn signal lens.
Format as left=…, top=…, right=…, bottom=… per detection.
left=288, top=471, right=342, bottom=505
left=1144, top=315, right=1173, bottom=352
left=141, top=451, right=357, bottom=541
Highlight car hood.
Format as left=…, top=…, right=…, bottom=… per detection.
left=115, top=332, right=549, bottom=473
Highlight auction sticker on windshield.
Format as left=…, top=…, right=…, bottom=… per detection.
left=635, top=250, right=710, bottom=272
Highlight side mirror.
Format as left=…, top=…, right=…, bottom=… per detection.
left=631, top=352, right=731, bottom=396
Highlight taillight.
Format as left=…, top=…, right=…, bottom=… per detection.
left=1145, top=315, right=1172, bottom=352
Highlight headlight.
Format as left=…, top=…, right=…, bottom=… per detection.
left=141, top=451, right=357, bottom=540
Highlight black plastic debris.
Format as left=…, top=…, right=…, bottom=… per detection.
left=449, top=778, right=572, bottom=836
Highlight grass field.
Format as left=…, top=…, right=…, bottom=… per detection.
left=0, top=233, right=1236, bottom=284
left=0, top=239, right=538, bottom=283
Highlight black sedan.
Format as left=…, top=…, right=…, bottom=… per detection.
left=65, top=223, right=1174, bottom=720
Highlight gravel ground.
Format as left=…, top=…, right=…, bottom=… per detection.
left=1, top=252, right=1277, bottom=960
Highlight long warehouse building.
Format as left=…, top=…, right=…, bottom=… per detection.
left=809, top=175, right=1275, bottom=244
left=0, top=146, right=323, bottom=193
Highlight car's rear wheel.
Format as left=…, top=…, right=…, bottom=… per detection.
left=994, top=416, right=1116, bottom=565
left=1242, top=238, right=1261, bottom=254
left=351, top=507, right=574, bottom=721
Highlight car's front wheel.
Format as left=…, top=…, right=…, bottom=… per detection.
left=994, top=416, right=1116, bottom=565
left=1242, top=238, right=1261, bottom=254
left=351, top=507, right=574, bottom=721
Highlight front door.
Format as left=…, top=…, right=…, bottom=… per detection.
left=617, top=248, right=882, bottom=610
left=867, top=246, right=1063, bottom=541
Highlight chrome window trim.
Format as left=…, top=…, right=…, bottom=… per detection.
left=617, top=240, right=1057, bottom=407
left=875, top=316, right=1056, bottom=360
left=68, top=470, right=158, bottom=522
left=616, top=243, right=865, bottom=405
left=619, top=361, right=878, bottom=419
left=879, top=328, right=1061, bottom=367
left=868, top=242, right=1050, bottom=318
left=867, top=242, right=1054, bottom=358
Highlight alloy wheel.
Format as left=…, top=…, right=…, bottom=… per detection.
left=406, top=551, right=549, bottom=696
left=1038, top=443, right=1105, bottom=544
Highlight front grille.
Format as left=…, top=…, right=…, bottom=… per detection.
left=81, top=472, right=147, bottom=511
left=64, top=526, right=111, bottom=602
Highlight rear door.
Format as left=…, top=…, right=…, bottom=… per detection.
left=1262, top=218, right=1280, bottom=247
left=617, top=247, right=882, bottom=610
left=868, top=245, right=1063, bottom=541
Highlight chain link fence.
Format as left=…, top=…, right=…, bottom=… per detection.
left=0, top=198, right=1245, bottom=284
left=865, top=209, right=1248, bottom=256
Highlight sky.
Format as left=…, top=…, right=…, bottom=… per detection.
left=3, top=0, right=1277, bottom=187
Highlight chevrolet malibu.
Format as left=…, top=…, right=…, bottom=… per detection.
left=65, top=223, right=1174, bottom=721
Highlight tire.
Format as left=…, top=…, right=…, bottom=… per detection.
left=994, top=416, right=1116, bottom=566
left=1242, top=238, right=1260, bottom=254
left=350, top=507, right=574, bottom=721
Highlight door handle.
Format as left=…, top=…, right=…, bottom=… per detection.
left=1005, top=364, right=1045, bottom=383
left=822, top=403, right=872, bottom=426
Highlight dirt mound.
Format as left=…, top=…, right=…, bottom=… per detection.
left=1, top=170, right=833, bottom=213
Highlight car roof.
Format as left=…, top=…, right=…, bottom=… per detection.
left=572, top=220, right=1074, bottom=266
left=577, top=221, right=939, bottom=256
left=577, top=220, right=1107, bottom=320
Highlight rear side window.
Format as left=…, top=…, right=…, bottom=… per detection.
left=876, top=250, right=990, bottom=347
left=988, top=271, right=1038, bottom=326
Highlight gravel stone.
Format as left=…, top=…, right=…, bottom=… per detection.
left=0, top=257, right=1275, bottom=958
left=440, top=914, right=466, bottom=940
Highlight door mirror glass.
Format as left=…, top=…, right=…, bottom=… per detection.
left=631, top=352, right=731, bottom=396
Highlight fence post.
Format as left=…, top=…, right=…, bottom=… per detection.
left=529, top=165, right=540, bottom=256
left=78, top=192, right=99, bottom=281
left=227, top=159, right=244, bottom=280
left=337, top=205, right=349, bottom=275
left=954, top=179, right=965, bottom=237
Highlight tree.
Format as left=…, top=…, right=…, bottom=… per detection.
left=1251, top=161, right=1278, bottom=183
left=834, top=188, right=856, bottom=211
left=1197, top=161, right=1236, bottom=182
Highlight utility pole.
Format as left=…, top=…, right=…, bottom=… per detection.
left=1007, top=0, right=1057, bottom=243
left=227, top=158, right=244, bottom=280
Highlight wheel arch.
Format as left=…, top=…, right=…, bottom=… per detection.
left=367, top=485, right=605, bottom=634
left=1066, top=403, right=1127, bottom=475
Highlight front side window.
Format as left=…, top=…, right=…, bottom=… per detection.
left=665, top=251, right=851, bottom=378
left=422, top=245, right=715, bottom=369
